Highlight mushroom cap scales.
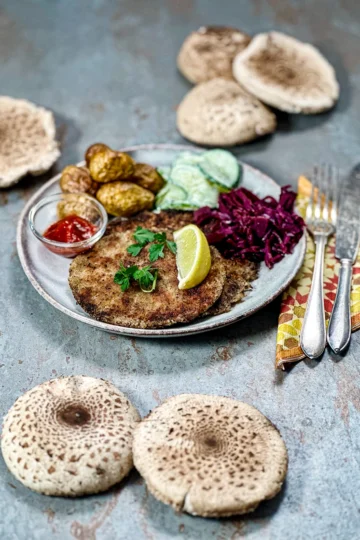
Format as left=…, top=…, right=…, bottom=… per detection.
left=177, top=78, right=276, bottom=146
left=1, top=376, right=140, bottom=496
left=133, top=394, right=288, bottom=517
left=233, top=32, right=339, bottom=114
left=0, top=96, right=60, bottom=187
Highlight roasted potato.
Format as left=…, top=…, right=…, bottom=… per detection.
left=60, top=165, right=99, bottom=196
left=89, top=149, right=135, bottom=183
left=96, top=182, right=154, bottom=217
left=130, top=163, right=165, bottom=193
left=57, top=194, right=99, bottom=222
left=85, top=143, right=110, bottom=167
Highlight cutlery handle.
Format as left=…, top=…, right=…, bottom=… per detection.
left=327, top=259, right=352, bottom=354
left=300, top=234, right=327, bottom=359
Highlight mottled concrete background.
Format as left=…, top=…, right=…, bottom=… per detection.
left=1, top=1, right=360, bottom=539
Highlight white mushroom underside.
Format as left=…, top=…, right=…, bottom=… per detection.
left=233, top=32, right=339, bottom=114
left=133, top=394, right=288, bottom=517
left=0, top=96, right=60, bottom=187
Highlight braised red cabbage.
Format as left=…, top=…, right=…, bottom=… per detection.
left=194, top=186, right=304, bottom=269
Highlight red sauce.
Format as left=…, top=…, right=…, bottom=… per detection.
left=43, top=215, right=98, bottom=257
left=44, top=215, right=97, bottom=243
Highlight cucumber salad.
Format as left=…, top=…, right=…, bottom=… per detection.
left=156, top=149, right=241, bottom=211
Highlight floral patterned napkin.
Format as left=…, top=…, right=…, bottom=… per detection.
left=276, top=176, right=360, bottom=369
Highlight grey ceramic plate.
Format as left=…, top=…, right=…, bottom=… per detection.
left=17, top=144, right=306, bottom=337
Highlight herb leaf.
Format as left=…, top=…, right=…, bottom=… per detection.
left=114, top=264, right=138, bottom=291
left=114, top=263, right=158, bottom=293
left=128, top=226, right=177, bottom=263
left=140, top=269, right=158, bottom=293
left=149, top=243, right=165, bottom=262
left=154, top=232, right=166, bottom=243
left=133, top=265, right=154, bottom=286
left=166, top=240, right=177, bottom=255
left=133, top=227, right=155, bottom=245
left=127, top=243, right=143, bottom=256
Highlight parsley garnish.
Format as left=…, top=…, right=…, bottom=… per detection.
left=114, top=263, right=158, bottom=293
left=134, top=226, right=155, bottom=245
left=113, top=264, right=138, bottom=292
left=149, top=243, right=165, bottom=262
left=166, top=240, right=177, bottom=254
left=133, top=266, right=158, bottom=292
left=127, top=244, right=143, bottom=257
left=126, top=226, right=177, bottom=262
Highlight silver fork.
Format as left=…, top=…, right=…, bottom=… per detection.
left=300, top=165, right=338, bottom=359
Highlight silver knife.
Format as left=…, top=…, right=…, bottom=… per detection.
left=328, top=164, right=360, bottom=353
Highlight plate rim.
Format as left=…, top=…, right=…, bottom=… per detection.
left=17, top=143, right=306, bottom=338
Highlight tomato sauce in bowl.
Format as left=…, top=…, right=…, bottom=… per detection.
left=44, top=215, right=97, bottom=244
left=28, top=193, right=108, bottom=258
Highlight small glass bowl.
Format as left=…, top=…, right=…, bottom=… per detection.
left=28, top=193, right=108, bottom=258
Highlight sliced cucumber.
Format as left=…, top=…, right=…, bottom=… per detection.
left=170, top=165, right=218, bottom=208
left=173, top=151, right=202, bottom=168
left=157, top=166, right=172, bottom=183
left=199, top=149, right=241, bottom=189
left=155, top=183, right=192, bottom=210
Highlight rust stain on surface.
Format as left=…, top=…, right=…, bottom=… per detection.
left=215, top=345, right=232, bottom=362
left=152, top=389, right=161, bottom=405
left=207, top=338, right=237, bottom=376
left=44, top=508, right=55, bottom=523
left=131, top=337, right=141, bottom=354
left=335, top=371, right=360, bottom=426
left=70, top=488, right=122, bottom=540
left=134, top=107, right=149, bottom=121
left=230, top=520, right=247, bottom=538
left=0, top=192, right=8, bottom=206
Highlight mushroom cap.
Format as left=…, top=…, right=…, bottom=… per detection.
left=0, top=96, right=60, bottom=188
left=1, top=376, right=140, bottom=496
left=177, top=78, right=276, bottom=146
left=177, top=26, right=251, bottom=84
left=233, top=32, right=339, bottom=114
left=133, top=394, right=288, bottom=517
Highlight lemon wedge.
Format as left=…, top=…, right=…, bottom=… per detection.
left=173, top=224, right=211, bottom=290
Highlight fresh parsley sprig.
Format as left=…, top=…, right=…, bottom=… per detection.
left=114, top=263, right=158, bottom=293
left=126, top=226, right=177, bottom=262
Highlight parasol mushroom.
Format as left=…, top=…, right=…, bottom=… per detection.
left=0, top=96, right=60, bottom=188
left=1, top=376, right=140, bottom=496
left=177, top=78, right=276, bottom=146
left=233, top=32, right=339, bottom=114
left=133, top=394, right=288, bottom=517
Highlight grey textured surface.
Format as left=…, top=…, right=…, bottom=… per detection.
left=0, top=0, right=360, bottom=538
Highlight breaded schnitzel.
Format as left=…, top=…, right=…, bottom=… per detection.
left=69, top=214, right=225, bottom=328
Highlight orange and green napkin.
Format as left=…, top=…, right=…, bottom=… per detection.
left=276, top=176, right=360, bottom=369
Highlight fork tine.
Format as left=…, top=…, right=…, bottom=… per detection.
left=330, top=166, right=338, bottom=225
left=322, top=164, right=330, bottom=221
left=306, top=170, right=315, bottom=222
left=314, top=165, right=322, bottom=219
